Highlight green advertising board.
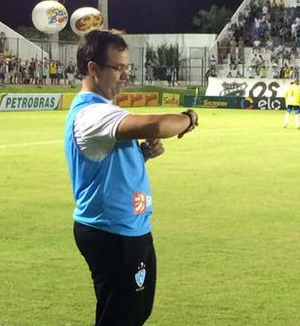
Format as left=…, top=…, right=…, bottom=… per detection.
left=183, top=95, right=246, bottom=109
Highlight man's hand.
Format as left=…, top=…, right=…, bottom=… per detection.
left=178, top=109, right=199, bottom=139
left=141, top=138, right=164, bottom=161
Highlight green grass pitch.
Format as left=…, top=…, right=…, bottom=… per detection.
left=1, top=108, right=300, bottom=326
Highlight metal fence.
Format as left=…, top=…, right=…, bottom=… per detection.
left=127, top=46, right=210, bottom=87
left=0, top=36, right=211, bottom=86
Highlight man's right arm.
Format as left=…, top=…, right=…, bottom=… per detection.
left=116, top=109, right=198, bottom=140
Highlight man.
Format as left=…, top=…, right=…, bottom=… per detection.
left=284, top=79, right=300, bottom=129
left=209, top=54, right=217, bottom=76
left=64, top=30, right=198, bottom=326
left=66, top=61, right=76, bottom=87
left=0, top=31, right=7, bottom=55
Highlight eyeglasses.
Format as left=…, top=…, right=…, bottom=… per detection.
left=101, top=64, right=130, bottom=74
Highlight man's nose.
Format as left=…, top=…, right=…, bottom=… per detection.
left=120, top=69, right=128, bottom=81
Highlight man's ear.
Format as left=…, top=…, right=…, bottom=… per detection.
left=87, top=61, right=99, bottom=77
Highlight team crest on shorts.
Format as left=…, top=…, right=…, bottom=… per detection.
left=135, top=262, right=146, bottom=291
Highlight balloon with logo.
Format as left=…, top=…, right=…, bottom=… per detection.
left=32, top=1, right=68, bottom=34
left=70, top=7, right=105, bottom=36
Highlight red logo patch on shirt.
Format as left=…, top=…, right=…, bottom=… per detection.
left=133, top=192, right=146, bottom=215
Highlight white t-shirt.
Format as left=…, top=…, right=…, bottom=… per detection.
left=74, top=101, right=129, bottom=162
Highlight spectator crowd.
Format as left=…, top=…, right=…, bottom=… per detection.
left=0, top=55, right=77, bottom=87
left=0, top=31, right=77, bottom=87
left=215, top=0, right=300, bottom=79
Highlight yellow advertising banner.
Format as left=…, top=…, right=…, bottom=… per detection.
left=115, top=93, right=131, bottom=107
left=0, top=92, right=161, bottom=110
left=162, top=93, right=180, bottom=106
left=144, top=92, right=159, bottom=106
left=130, top=93, right=146, bottom=107
left=115, top=92, right=159, bottom=107
left=61, top=93, right=76, bottom=110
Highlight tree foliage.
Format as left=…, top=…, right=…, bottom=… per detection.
left=145, top=44, right=157, bottom=66
left=192, top=5, right=233, bottom=33
left=16, top=26, right=78, bottom=42
left=145, top=43, right=179, bottom=80
left=17, top=26, right=47, bottom=40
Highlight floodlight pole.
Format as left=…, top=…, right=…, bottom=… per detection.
left=98, top=0, right=109, bottom=29
left=47, top=0, right=59, bottom=60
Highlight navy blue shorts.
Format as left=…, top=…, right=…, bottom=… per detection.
left=287, top=105, right=300, bottom=114
left=73, top=222, right=156, bottom=326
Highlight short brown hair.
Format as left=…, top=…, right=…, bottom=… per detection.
left=77, top=30, right=128, bottom=76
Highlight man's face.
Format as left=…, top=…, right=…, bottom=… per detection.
left=94, top=46, right=130, bottom=100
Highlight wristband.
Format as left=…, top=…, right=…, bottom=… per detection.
left=181, top=111, right=194, bottom=129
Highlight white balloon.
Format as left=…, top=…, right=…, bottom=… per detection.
left=70, top=7, right=104, bottom=36
left=32, top=1, right=68, bottom=34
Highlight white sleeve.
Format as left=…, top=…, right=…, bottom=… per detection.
left=74, top=103, right=130, bottom=162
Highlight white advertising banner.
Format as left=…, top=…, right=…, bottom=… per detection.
left=0, top=94, right=62, bottom=111
left=206, top=77, right=292, bottom=98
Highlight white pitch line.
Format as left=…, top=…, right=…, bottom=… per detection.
left=0, top=140, right=62, bottom=149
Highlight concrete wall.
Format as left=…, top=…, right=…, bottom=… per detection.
left=0, top=21, right=49, bottom=61
left=123, top=33, right=216, bottom=85
left=124, top=33, right=216, bottom=55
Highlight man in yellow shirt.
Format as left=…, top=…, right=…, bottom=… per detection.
left=49, top=61, right=57, bottom=85
left=284, top=79, right=300, bottom=129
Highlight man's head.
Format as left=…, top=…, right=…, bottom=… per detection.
left=77, top=30, right=130, bottom=99
left=77, top=30, right=128, bottom=76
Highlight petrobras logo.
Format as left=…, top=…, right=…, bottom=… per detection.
left=75, top=13, right=104, bottom=32
left=47, top=6, right=68, bottom=25
left=0, top=94, right=61, bottom=111
left=132, top=192, right=152, bottom=215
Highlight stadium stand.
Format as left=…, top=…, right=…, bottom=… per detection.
left=2, top=0, right=300, bottom=85
left=211, top=0, right=300, bottom=79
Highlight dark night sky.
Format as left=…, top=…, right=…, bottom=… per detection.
left=0, top=0, right=241, bottom=33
